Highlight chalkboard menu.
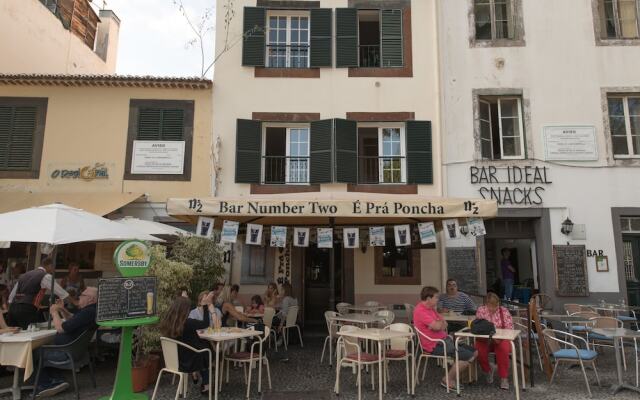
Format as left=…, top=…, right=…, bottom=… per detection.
left=553, top=245, right=589, bottom=297
left=446, top=247, right=479, bottom=294
left=97, top=277, right=157, bottom=322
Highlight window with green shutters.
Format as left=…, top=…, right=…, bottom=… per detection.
left=136, top=108, right=185, bottom=141
left=405, top=120, right=433, bottom=184
left=0, top=97, right=47, bottom=179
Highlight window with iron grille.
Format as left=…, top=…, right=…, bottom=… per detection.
left=266, top=11, right=310, bottom=68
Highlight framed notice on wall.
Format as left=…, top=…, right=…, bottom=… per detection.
left=543, top=126, right=598, bottom=161
left=553, top=245, right=589, bottom=297
left=131, top=140, right=185, bottom=174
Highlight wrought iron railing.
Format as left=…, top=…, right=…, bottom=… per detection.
left=263, top=156, right=310, bottom=184
left=358, top=156, right=405, bottom=184
left=359, top=45, right=381, bottom=68
left=266, top=44, right=310, bottom=68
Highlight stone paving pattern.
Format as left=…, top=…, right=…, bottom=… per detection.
left=1, top=335, right=638, bottom=400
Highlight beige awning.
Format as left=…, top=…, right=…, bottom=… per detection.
left=167, top=192, right=497, bottom=226
left=0, top=192, right=143, bottom=216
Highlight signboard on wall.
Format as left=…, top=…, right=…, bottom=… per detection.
left=543, top=126, right=598, bottom=161
left=553, top=245, right=589, bottom=297
left=131, top=140, right=185, bottom=174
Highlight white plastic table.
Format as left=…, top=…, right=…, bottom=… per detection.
left=345, top=305, right=386, bottom=314
left=0, top=330, right=56, bottom=400
left=198, top=327, right=263, bottom=400
left=336, top=328, right=415, bottom=400
left=441, top=312, right=475, bottom=323
left=454, top=329, right=525, bottom=400
left=591, top=328, right=640, bottom=395
left=333, top=313, right=384, bottom=327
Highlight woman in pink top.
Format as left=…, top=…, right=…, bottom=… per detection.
left=474, top=292, right=514, bottom=390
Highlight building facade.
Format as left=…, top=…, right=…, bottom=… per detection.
left=439, top=0, right=640, bottom=308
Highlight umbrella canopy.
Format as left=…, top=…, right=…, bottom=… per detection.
left=0, top=203, right=161, bottom=245
left=113, top=216, right=192, bottom=237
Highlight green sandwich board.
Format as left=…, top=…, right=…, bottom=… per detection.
left=97, top=240, right=158, bottom=400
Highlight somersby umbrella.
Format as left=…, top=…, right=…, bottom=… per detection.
left=113, top=216, right=191, bottom=237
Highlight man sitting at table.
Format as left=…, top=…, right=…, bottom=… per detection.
left=414, top=286, right=477, bottom=391
left=34, top=287, right=98, bottom=398
left=438, top=279, right=476, bottom=314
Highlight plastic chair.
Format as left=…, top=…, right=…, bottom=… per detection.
left=321, top=311, right=341, bottom=365
left=282, top=305, right=303, bottom=349
left=152, top=337, right=212, bottom=400
left=384, top=323, right=414, bottom=395
left=336, top=302, right=351, bottom=315
left=31, top=328, right=97, bottom=400
left=587, top=316, right=626, bottom=370
left=262, top=307, right=277, bottom=351
left=334, top=325, right=379, bottom=400
left=414, top=328, right=457, bottom=393
left=404, top=303, right=415, bottom=324
left=373, top=310, right=395, bottom=327
left=222, top=326, right=272, bottom=398
left=542, top=329, right=600, bottom=398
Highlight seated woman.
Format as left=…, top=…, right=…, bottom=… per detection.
left=245, top=295, right=265, bottom=315
left=216, top=286, right=258, bottom=327
left=273, top=282, right=297, bottom=344
left=159, top=293, right=217, bottom=395
left=475, top=292, right=514, bottom=390
left=263, top=282, right=279, bottom=308
left=189, top=291, right=222, bottom=322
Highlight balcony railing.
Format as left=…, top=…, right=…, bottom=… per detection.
left=359, top=45, right=381, bottom=68
left=358, top=156, right=405, bottom=184
left=266, top=44, right=310, bottom=68
left=263, top=156, right=310, bottom=184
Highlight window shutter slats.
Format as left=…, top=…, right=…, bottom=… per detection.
left=334, top=118, right=357, bottom=183
left=0, top=106, right=36, bottom=171
left=242, top=7, right=266, bottom=67
left=406, top=120, right=433, bottom=184
left=137, top=109, right=162, bottom=140
left=381, top=9, right=403, bottom=67
left=235, top=119, right=262, bottom=183
left=0, top=107, right=12, bottom=168
left=137, top=109, right=184, bottom=141
left=336, top=8, right=358, bottom=68
left=310, top=119, right=334, bottom=183
left=160, top=109, right=185, bottom=141
left=310, top=8, right=333, bottom=68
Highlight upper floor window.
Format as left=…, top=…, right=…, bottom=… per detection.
left=479, top=96, right=525, bottom=160
left=0, top=97, right=47, bottom=179
left=266, top=12, right=310, bottom=68
left=599, top=0, right=640, bottom=39
left=608, top=95, right=640, bottom=157
left=262, top=125, right=310, bottom=184
left=358, top=125, right=406, bottom=184
left=474, top=0, right=515, bottom=40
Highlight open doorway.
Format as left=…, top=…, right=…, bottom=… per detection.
left=358, top=10, right=381, bottom=67
left=485, top=238, right=538, bottom=299
left=304, top=245, right=342, bottom=328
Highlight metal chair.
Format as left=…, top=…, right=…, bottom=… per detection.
left=222, top=326, right=272, bottom=398
left=404, top=303, right=415, bottom=324
left=32, top=328, right=97, bottom=400
left=587, top=316, right=627, bottom=370
left=152, top=337, right=212, bottom=400
left=321, top=311, right=341, bottom=365
left=336, top=302, right=351, bottom=315
left=542, top=329, right=600, bottom=398
left=568, top=311, right=599, bottom=336
left=414, top=328, right=457, bottom=393
left=282, top=305, right=303, bottom=349
left=262, top=307, right=277, bottom=351
left=513, top=320, right=545, bottom=371
left=384, top=323, right=414, bottom=395
left=532, top=293, right=552, bottom=311
left=334, top=325, right=379, bottom=400
left=564, top=303, right=583, bottom=315
left=616, top=310, right=639, bottom=330
left=374, top=310, right=395, bottom=328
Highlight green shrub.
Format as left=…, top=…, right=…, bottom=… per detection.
left=170, top=235, right=226, bottom=302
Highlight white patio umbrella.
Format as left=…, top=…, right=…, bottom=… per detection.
left=0, top=203, right=161, bottom=245
left=113, top=216, right=192, bottom=237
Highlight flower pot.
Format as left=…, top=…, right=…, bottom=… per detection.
left=146, top=354, right=162, bottom=384
left=132, top=360, right=149, bottom=393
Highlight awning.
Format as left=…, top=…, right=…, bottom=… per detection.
left=0, top=192, right=143, bottom=216
left=167, top=192, right=498, bottom=226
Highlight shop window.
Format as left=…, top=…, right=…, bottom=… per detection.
left=478, top=96, right=526, bottom=160
left=240, top=244, right=274, bottom=284
left=262, top=126, right=310, bottom=184
left=266, top=12, right=310, bottom=68
left=598, top=0, right=640, bottom=39
left=608, top=95, right=640, bottom=157
left=0, top=97, right=47, bottom=179
left=357, top=126, right=406, bottom=184
left=374, top=234, right=421, bottom=285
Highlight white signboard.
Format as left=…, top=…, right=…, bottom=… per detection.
left=131, top=141, right=186, bottom=174
left=220, top=220, right=239, bottom=243
left=543, top=126, right=598, bottom=161
left=317, top=228, right=333, bottom=249
left=418, top=222, right=437, bottom=245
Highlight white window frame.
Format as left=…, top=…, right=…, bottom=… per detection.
left=266, top=10, right=310, bottom=68
left=602, top=0, right=640, bottom=39
left=358, top=123, right=406, bottom=184
left=609, top=95, right=640, bottom=158
left=497, top=97, right=525, bottom=160
left=479, top=99, right=494, bottom=159
left=262, top=123, right=310, bottom=185
left=475, top=0, right=516, bottom=41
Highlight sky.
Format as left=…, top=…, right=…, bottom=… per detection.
left=106, top=0, right=216, bottom=78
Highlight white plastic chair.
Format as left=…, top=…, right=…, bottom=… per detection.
left=282, top=305, right=303, bottom=349
left=384, top=323, right=415, bottom=395
left=152, top=337, right=212, bottom=400
left=334, top=325, right=379, bottom=400
left=336, top=302, right=351, bottom=315
left=374, top=310, right=395, bottom=328
left=415, top=328, right=457, bottom=393
left=321, top=311, right=341, bottom=365
left=262, top=307, right=278, bottom=351
left=222, top=326, right=272, bottom=398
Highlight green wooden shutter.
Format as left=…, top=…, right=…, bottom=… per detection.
left=334, top=118, right=357, bottom=183
left=336, top=8, right=358, bottom=68
left=406, top=120, right=432, bottom=184
left=310, top=8, right=332, bottom=68
left=137, top=109, right=184, bottom=141
left=242, top=7, right=266, bottom=67
left=381, top=9, right=403, bottom=67
left=310, top=119, right=333, bottom=183
left=235, top=119, right=262, bottom=183
left=0, top=106, right=36, bottom=171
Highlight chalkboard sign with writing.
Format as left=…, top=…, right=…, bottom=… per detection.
left=446, top=247, right=479, bottom=294
left=97, top=277, right=157, bottom=322
left=553, top=245, right=589, bottom=297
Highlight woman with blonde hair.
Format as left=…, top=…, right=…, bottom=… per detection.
left=216, top=285, right=258, bottom=327
left=474, top=292, right=513, bottom=391
left=264, top=282, right=279, bottom=307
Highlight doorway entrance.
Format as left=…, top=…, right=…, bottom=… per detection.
left=304, top=245, right=342, bottom=327
left=622, top=235, right=640, bottom=306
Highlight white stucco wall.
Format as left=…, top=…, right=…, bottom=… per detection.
left=439, top=0, right=640, bottom=293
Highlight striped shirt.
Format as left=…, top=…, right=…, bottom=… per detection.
left=437, top=292, right=476, bottom=313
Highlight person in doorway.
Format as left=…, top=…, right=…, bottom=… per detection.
left=34, top=287, right=98, bottom=397
left=8, top=258, right=71, bottom=329
left=59, top=262, right=85, bottom=312
left=475, top=292, right=514, bottom=390
left=500, top=249, right=516, bottom=300
left=438, top=279, right=476, bottom=314
left=413, top=286, right=477, bottom=391
left=264, top=282, right=279, bottom=308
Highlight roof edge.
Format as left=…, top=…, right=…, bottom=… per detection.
left=0, top=74, right=213, bottom=90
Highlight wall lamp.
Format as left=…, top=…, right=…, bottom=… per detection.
left=561, top=217, right=574, bottom=236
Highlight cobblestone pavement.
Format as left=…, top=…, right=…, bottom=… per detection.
left=1, top=335, right=638, bottom=400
